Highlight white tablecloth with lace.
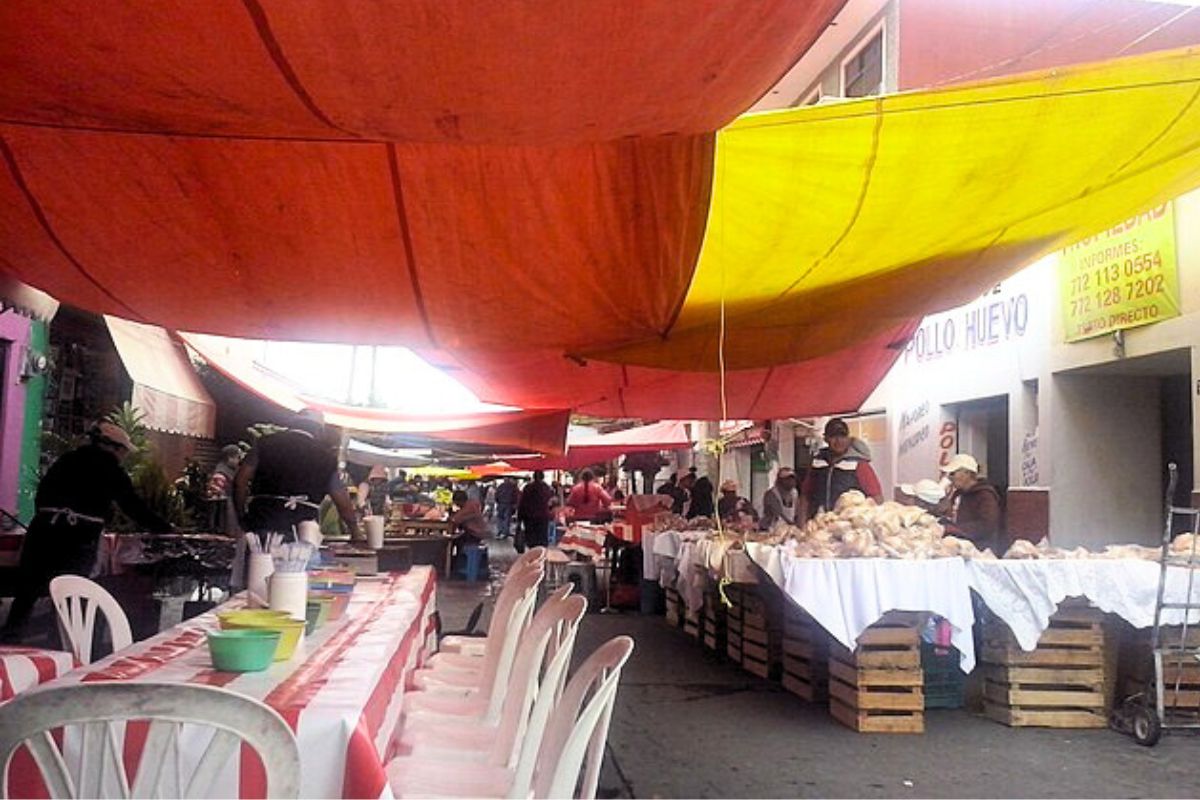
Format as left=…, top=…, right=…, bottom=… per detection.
left=967, top=559, right=1200, bottom=651
left=772, top=554, right=978, bottom=671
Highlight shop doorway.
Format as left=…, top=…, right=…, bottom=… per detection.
left=1052, top=348, right=1193, bottom=545
left=951, top=395, right=1010, bottom=498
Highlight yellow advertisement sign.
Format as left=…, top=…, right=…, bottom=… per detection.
left=1060, top=203, right=1179, bottom=342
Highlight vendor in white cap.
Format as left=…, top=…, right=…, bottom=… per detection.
left=2, top=421, right=173, bottom=642
left=897, top=478, right=948, bottom=513
left=717, top=479, right=758, bottom=523
left=940, top=453, right=1003, bottom=552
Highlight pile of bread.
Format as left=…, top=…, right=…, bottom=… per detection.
left=779, top=490, right=988, bottom=560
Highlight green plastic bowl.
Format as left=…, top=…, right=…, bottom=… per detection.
left=207, top=629, right=281, bottom=672
left=305, top=600, right=323, bottom=635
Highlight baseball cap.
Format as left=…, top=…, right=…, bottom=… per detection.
left=92, top=421, right=135, bottom=453
left=824, top=417, right=850, bottom=437
left=941, top=453, right=979, bottom=474
left=899, top=478, right=945, bottom=505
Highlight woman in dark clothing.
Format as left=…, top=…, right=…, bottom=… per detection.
left=940, top=453, right=1003, bottom=553
left=687, top=475, right=716, bottom=519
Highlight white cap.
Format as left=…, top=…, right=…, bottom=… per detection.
left=941, top=453, right=979, bottom=475
left=899, top=478, right=946, bottom=505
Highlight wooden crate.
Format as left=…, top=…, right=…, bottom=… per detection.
left=828, top=615, right=924, bottom=733
left=781, top=610, right=829, bottom=702
left=1116, top=624, right=1200, bottom=709
left=683, top=606, right=701, bottom=639
left=664, top=587, right=682, bottom=628
left=739, top=585, right=782, bottom=680
left=725, top=586, right=744, bottom=662
left=981, top=602, right=1111, bottom=728
left=702, top=591, right=726, bottom=652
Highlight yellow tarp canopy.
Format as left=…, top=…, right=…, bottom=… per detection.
left=595, top=46, right=1200, bottom=372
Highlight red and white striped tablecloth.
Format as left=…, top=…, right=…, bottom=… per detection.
left=7, top=566, right=437, bottom=799
left=0, top=646, right=77, bottom=703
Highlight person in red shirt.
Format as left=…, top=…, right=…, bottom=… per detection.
left=799, top=417, right=883, bottom=522
left=566, top=470, right=612, bottom=523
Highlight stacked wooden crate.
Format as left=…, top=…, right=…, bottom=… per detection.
left=683, top=604, right=702, bottom=639
left=981, top=602, right=1112, bottom=728
left=725, top=584, right=745, bottom=663
left=702, top=589, right=726, bottom=652
left=828, top=613, right=924, bottom=733
left=1116, top=624, right=1200, bottom=712
left=739, top=584, right=782, bottom=679
left=780, top=608, right=829, bottom=702
left=663, top=585, right=682, bottom=628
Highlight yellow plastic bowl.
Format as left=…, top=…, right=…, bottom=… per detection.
left=218, top=609, right=292, bottom=629
left=223, top=616, right=306, bottom=661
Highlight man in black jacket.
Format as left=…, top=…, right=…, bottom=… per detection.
left=2, top=422, right=173, bottom=642
left=516, top=470, right=553, bottom=551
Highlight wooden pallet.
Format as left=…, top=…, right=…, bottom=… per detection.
left=780, top=611, right=829, bottom=701
left=981, top=602, right=1110, bottom=728
left=828, top=615, right=924, bottom=733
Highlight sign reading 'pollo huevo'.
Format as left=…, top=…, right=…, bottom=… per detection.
left=1060, top=203, right=1179, bottom=342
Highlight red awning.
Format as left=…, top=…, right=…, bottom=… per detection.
left=181, top=330, right=569, bottom=454
left=511, top=420, right=693, bottom=470
left=0, top=0, right=841, bottom=350
left=105, top=316, right=215, bottom=438
left=424, top=320, right=916, bottom=419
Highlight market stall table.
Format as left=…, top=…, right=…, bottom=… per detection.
left=0, top=646, right=76, bottom=703
left=6, top=566, right=437, bottom=799
left=968, top=558, right=1200, bottom=650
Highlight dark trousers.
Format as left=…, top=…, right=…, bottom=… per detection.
left=2, top=516, right=102, bottom=641
left=523, top=518, right=550, bottom=549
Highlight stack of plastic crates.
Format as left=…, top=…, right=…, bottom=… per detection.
left=921, top=641, right=966, bottom=709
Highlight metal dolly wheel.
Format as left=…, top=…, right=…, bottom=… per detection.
left=1113, top=463, right=1200, bottom=746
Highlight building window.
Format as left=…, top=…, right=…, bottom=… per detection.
left=843, top=30, right=884, bottom=98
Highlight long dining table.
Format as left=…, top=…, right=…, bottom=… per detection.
left=6, top=566, right=438, bottom=799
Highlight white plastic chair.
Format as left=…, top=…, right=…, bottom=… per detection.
left=0, top=682, right=301, bottom=799
left=408, top=565, right=544, bottom=723
left=398, top=585, right=580, bottom=734
left=438, top=547, right=547, bottom=658
left=396, top=592, right=587, bottom=771
left=49, top=575, right=133, bottom=665
left=387, top=636, right=635, bottom=800
left=420, top=558, right=543, bottom=678
left=534, top=636, right=635, bottom=800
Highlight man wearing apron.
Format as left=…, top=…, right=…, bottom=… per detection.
left=2, top=422, right=172, bottom=643
left=233, top=411, right=358, bottom=541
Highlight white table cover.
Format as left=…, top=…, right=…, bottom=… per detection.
left=968, top=559, right=1200, bottom=651
left=777, top=554, right=977, bottom=671
left=8, top=568, right=438, bottom=799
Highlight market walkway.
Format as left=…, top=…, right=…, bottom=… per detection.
left=438, top=548, right=1199, bottom=799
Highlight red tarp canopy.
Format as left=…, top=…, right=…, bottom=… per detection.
left=512, top=420, right=693, bottom=470
left=181, top=331, right=569, bottom=454
left=0, top=0, right=850, bottom=420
